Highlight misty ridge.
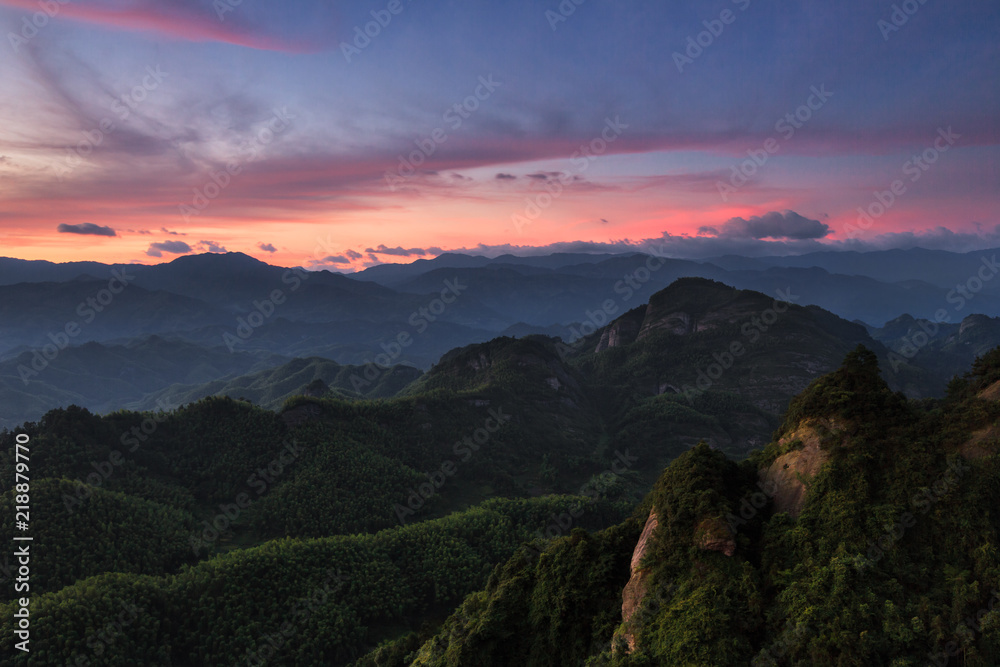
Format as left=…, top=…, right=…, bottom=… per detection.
left=4, top=247, right=1000, bottom=665
left=3, top=246, right=1000, bottom=431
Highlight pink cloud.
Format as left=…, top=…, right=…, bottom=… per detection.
left=0, top=0, right=319, bottom=52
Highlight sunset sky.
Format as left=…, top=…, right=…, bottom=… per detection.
left=0, top=0, right=997, bottom=271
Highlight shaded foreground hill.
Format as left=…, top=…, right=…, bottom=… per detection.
left=403, top=346, right=1000, bottom=666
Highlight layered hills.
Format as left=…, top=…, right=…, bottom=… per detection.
left=4, top=249, right=1000, bottom=431
left=2, top=261, right=1000, bottom=665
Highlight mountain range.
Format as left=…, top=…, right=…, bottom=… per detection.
left=3, top=323, right=1000, bottom=665
left=3, top=249, right=1000, bottom=430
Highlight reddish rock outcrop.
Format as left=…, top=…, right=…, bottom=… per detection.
left=618, top=510, right=658, bottom=653
left=759, top=419, right=838, bottom=518
left=694, top=516, right=736, bottom=556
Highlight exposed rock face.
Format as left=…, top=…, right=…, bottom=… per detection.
left=639, top=308, right=693, bottom=338
left=978, top=379, right=1000, bottom=402
left=467, top=352, right=492, bottom=371
left=595, top=309, right=644, bottom=352
left=759, top=419, right=837, bottom=517
left=618, top=510, right=659, bottom=653
left=694, top=516, right=736, bottom=556
left=635, top=280, right=766, bottom=342
left=959, top=314, right=994, bottom=337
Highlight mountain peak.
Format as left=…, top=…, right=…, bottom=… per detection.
left=167, top=251, right=270, bottom=269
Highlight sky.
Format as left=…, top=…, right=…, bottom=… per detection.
left=0, top=0, right=997, bottom=271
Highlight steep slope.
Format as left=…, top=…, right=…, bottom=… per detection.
left=568, top=278, right=880, bottom=476
left=397, top=346, right=1000, bottom=666
left=398, top=335, right=621, bottom=500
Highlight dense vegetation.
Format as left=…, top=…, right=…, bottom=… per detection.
left=4, top=278, right=1000, bottom=665
left=403, top=345, right=1000, bottom=666
left=0, top=496, right=629, bottom=665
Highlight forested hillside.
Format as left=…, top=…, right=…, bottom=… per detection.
left=3, top=280, right=1000, bottom=665
left=404, top=346, right=1000, bottom=666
